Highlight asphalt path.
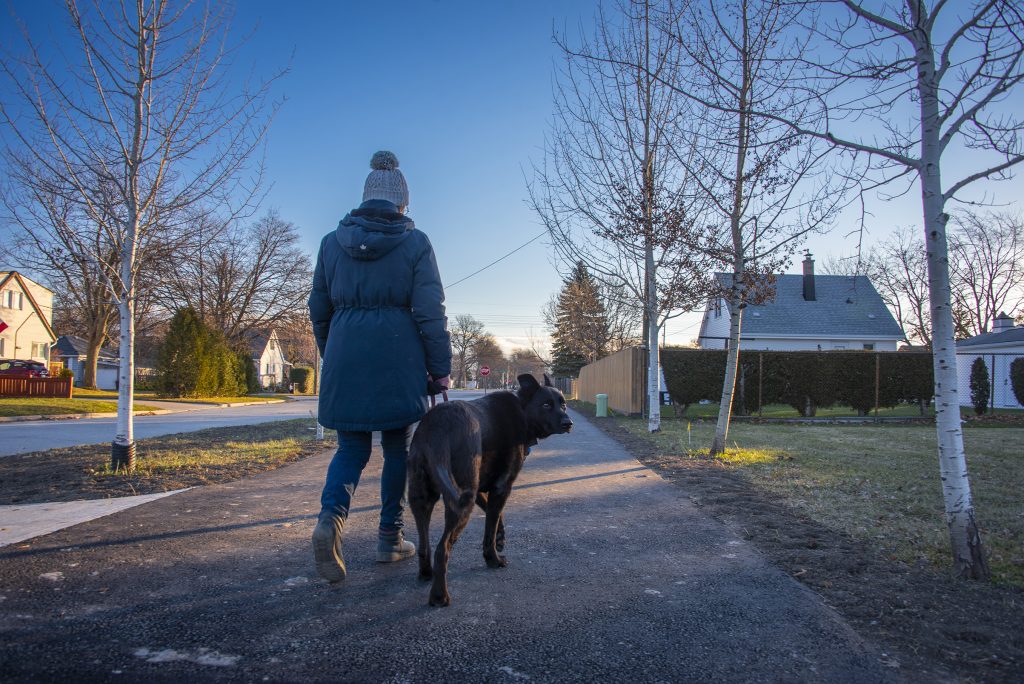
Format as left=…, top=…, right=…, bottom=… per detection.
left=0, top=392, right=489, bottom=457
left=0, top=405, right=898, bottom=682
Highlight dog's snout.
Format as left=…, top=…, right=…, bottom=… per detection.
left=561, top=419, right=574, bottom=433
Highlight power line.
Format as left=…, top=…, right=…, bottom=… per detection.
left=444, top=230, right=547, bottom=289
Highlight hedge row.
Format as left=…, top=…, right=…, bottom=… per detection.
left=661, top=348, right=934, bottom=417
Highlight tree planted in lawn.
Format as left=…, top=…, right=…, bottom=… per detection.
left=0, top=0, right=280, bottom=471
left=969, top=357, right=991, bottom=416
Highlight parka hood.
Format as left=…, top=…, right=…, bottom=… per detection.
left=336, top=199, right=415, bottom=260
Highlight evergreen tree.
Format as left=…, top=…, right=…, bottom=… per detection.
left=157, top=307, right=247, bottom=397
left=969, top=357, right=991, bottom=416
left=550, top=262, right=611, bottom=377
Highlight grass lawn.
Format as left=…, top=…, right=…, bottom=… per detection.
left=73, top=387, right=285, bottom=404
left=0, top=418, right=335, bottom=504
left=0, top=398, right=159, bottom=417
left=597, top=407, right=1024, bottom=587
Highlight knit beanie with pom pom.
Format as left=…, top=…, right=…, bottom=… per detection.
left=362, top=150, right=410, bottom=207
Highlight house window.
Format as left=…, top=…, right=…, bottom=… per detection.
left=31, top=342, right=48, bottom=358
left=3, top=290, right=23, bottom=310
left=0, top=337, right=5, bottom=355
left=863, top=343, right=875, bottom=350
left=713, top=299, right=722, bottom=319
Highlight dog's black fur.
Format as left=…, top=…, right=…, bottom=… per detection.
left=407, top=373, right=573, bottom=607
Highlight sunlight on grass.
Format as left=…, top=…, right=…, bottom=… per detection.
left=594, top=406, right=1024, bottom=587
left=0, top=398, right=158, bottom=417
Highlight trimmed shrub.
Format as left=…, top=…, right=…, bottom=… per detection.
left=57, top=368, right=74, bottom=379
left=290, top=366, right=315, bottom=394
left=238, top=349, right=260, bottom=394
left=661, top=348, right=935, bottom=416
left=1011, top=358, right=1024, bottom=408
left=969, top=356, right=991, bottom=415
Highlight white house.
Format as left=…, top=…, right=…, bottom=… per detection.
left=246, top=329, right=290, bottom=389
left=0, top=271, right=57, bottom=362
left=697, top=255, right=905, bottom=351
left=53, top=335, right=120, bottom=390
left=956, top=313, right=1024, bottom=409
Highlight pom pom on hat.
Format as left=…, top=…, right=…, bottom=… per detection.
left=370, top=150, right=399, bottom=171
left=363, top=150, right=409, bottom=206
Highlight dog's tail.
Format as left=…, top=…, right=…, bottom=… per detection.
left=435, top=465, right=474, bottom=509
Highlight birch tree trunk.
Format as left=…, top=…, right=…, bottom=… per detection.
left=711, top=284, right=743, bottom=455
left=646, top=241, right=661, bottom=432
left=915, top=28, right=988, bottom=579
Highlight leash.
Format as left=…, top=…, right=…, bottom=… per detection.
left=430, top=389, right=449, bottom=408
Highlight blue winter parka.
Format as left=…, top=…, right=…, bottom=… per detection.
left=309, top=200, right=452, bottom=431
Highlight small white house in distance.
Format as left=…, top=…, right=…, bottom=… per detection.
left=0, top=271, right=57, bottom=362
left=246, top=329, right=290, bottom=389
left=53, top=335, right=120, bottom=389
left=955, top=313, right=1024, bottom=409
left=697, top=254, right=905, bottom=351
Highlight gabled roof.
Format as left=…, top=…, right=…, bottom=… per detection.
left=957, top=326, right=1024, bottom=349
left=713, top=273, right=905, bottom=339
left=243, top=328, right=278, bottom=360
left=0, top=271, right=57, bottom=342
left=53, top=335, right=118, bottom=362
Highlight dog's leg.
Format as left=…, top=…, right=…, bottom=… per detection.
left=476, top=492, right=505, bottom=553
left=429, top=502, right=473, bottom=607
left=482, top=489, right=511, bottom=569
left=409, top=485, right=437, bottom=582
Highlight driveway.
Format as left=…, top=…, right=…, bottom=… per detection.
left=0, top=407, right=895, bottom=682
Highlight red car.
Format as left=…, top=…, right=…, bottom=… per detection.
left=0, top=359, right=50, bottom=378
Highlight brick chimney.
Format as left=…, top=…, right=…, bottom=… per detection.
left=802, top=251, right=816, bottom=301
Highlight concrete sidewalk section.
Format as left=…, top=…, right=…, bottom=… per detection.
left=0, top=490, right=189, bottom=547
left=0, top=409, right=896, bottom=682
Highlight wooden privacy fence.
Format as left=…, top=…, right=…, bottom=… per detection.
left=577, top=346, right=646, bottom=415
left=0, top=377, right=73, bottom=398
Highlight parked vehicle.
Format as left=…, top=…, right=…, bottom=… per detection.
left=0, top=359, right=50, bottom=378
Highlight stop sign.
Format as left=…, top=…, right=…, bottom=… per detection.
left=480, top=365, right=490, bottom=377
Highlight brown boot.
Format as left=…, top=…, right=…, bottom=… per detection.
left=312, top=512, right=346, bottom=582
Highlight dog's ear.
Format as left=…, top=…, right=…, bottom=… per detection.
left=517, top=373, right=540, bottom=401
left=543, top=373, right=554, bottom=387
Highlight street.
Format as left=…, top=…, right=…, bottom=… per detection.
left=0, top=391, right=489, bottom=457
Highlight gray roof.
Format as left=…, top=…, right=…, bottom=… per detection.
left=715, top=273, right=905, bottom=338
left=53, top=335, right=118, bottom=362
left=957, top=326, right=1024, bottom=348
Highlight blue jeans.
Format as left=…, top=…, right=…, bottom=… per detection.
left=320, top=425, right=414, bottom=531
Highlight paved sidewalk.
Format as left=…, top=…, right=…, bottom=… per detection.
left=0, top=409, right=898, bottom=682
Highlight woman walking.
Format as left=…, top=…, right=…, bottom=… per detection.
left=309, top=151, right=451, bottom=582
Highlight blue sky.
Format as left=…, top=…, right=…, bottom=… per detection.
left=4, top=1, right=1023, bottom=351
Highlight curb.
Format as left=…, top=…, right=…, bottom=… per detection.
left=0, top=409, right=177, bottom=423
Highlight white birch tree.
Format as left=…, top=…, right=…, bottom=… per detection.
left=0, top=0, right=279, bottom=470
left=769, top=0, right=1024, bottom=580
left=531, top=0, right=713, bottom=432
left=667, top=0, right=851, bottom=455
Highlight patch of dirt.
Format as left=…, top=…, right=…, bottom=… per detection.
left=586, top=413, right=1024, bottom=683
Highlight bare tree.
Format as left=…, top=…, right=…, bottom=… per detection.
left=949, top=209, right=1024, bottom=338
left=531, top=0, right=713, bottom=433
left=449, top=314, right=486, bottom=388
left=0, top=0, right=279, bottom=470
left=472, top=334, right=506, bottom=390
left=667, top=0, right=851, bottom=455
left=762, top=0, right=1024, bottom=580
left=154, top=209, right=312, bottom=344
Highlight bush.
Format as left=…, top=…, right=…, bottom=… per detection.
left=156, top=307, right=248, bottom=397
left=661, top=348, right=935, bottom=416
left=57, top=368, right=74, bottom=380
left=969, top=356, right=991, bottom=416
left=1011, top=358, right=1024, bottom=407
left=290, top=366, right=315, bottom=394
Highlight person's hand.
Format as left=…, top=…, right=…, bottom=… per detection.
left=427, top=374, right=449, bottom=395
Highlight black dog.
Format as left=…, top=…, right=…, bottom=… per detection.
left=407, top=373, right=573, bottom=607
